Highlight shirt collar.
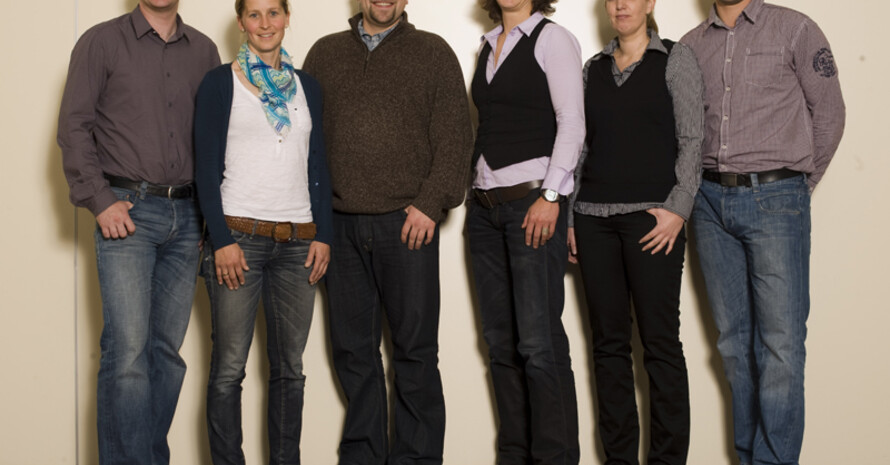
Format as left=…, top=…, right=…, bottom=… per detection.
left=130, top=5, right=187, bottom=42
left=480, top=11, right=545, bottom=44
left=707, top=0, right=764, bottom=29
left=594, top=29, right=667, bottom=61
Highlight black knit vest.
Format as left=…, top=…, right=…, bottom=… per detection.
left=578, top=40, right=677, bottom=204
left=471, top=19, right=556, bottom=170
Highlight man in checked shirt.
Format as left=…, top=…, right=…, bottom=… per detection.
left=682, top=1, right=845, bottom=464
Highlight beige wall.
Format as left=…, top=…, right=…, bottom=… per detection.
left=1, top=0, right=887, bottom=463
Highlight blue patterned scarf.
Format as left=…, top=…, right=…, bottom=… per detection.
left=237, top=42, right=297, bottom=137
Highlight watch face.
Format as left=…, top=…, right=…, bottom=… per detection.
left=543, top=189, right=559, bottom=202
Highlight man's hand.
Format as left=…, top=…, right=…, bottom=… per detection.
left=215, top=243, right=249, bottom=290
left=567, top=227, right=578, bottom=264
left=96, top=200, right=136, bottom=239
left=640, top=208, right=685, bottom=255
left=401, top=205, right=435, bottom=250
left=522, top=197, right=559, bottom=249
left=305, top=241, right=331, bottom=285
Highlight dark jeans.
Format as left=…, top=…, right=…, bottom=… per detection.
left=201, top=231, right=316, bottom=465
left=574, top=212, right=690, bottom=465
left=325, top=210, right=445, bottom=465
left=467, top=191, right=580, bottom=465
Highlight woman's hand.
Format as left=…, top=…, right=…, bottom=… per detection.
left=215, top=243, right=249, bottom=290
left=522, top=198, right=559, bottom=249
left=305, top=241, right=331, bottom=285
left=567, top=227, right=579, bottom=264
left=640, top=208, right=685, bottom=255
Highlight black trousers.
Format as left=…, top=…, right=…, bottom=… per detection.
left=574, top=212, right=690, bottom=465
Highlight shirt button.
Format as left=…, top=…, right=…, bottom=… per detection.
left=725, top=86, right=731, bottom=92
left=726, top=58, right=732, bottom=63
left=170, top=132, right=174, bottom=138
left=723, top=115, right=729, bottom=121
left=166, top=72, right=171, bottom=77
left=168, top=102, right=173, bottom=108
left=278, top=138, right=283, bottom=143
left=721, top=144, right=728, bottom=150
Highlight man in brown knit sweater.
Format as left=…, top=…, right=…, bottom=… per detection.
left=302, top=1, right=472, bottom=464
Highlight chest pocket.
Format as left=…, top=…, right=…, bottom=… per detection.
left=744, top=46, right=784, bottom=87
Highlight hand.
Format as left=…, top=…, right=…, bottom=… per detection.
left=305, top=241, right=331, bottom=285
left=567, top=227, right=578, bottom=264
left=214, top=243, right=249, bottom=290
left=640, top=208, right=685, bottom=255
left=522, top=197, right=559, bottom=249
left=96, top=200, right=136, bottom=239
left=401, top=205, right=435, bottom=250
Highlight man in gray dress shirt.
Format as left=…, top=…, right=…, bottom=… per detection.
left=682, top=1, right=844, bottom=464
left=57, top=1, right=219, bottom=463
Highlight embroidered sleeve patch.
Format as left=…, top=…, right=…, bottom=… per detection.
left=813, top=48, right=837, bottom=78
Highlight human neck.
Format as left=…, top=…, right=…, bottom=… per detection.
left=139, top=3, right=178, bottom=41
left=501, top=6, right=533, bottom=34
left=715, top=0, right=752, bottom=28
left=616, top=26, right=650, bottom=62
left=252, top=45, right=282, bottom=70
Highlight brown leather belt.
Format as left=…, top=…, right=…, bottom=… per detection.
left=225, top=216, right=316, bottom=242
left=472, top=180, right=543, bottom=209
left=702, top=168, right=801, bottom=188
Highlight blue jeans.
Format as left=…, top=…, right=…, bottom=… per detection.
left=94, top=185, right=201, bottom=465
left=201, top=231, right=316, bottom=465
left=325, top=210, right=445, bottom=465
left=467, top=191, right=579, bottom=465
left=691, top=175, right=811, bottom=465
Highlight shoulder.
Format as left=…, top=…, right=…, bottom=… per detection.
left=410, top=29, right=457, bottom=53
left=762, top=2, right=813, bottom=24
left=295, top=69, right=322, bottom=95
left=668, top=41, right=699, bottom=66
left=540, top=21, right=581, bottom=48
left=74, top=13, right=129, bottom=51
left=308, top=30, right=354, bottom=52
left=679, top=20, right=710, bottom=48
left=181, top=23, right=219, bottom=54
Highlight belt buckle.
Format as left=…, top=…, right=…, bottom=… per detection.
left=720, top=173, right=741, bottom=187
left=167, top=186, right=174, bottom=199
left=271, top=222, right=294, bottom=243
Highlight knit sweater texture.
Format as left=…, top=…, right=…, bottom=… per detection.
left=302, top=13, right=473, bottom=222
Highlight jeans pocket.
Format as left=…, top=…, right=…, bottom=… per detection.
left=110, top=186, right=140, bottom=210
left=755, top=190, right=802, bottom=215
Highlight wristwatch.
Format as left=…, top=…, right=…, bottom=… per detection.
left=540, top=188, right=561, bottom=203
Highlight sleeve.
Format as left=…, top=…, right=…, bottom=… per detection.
left=57, top=29, right=118, bottom=217
left=792, top=18, right=846, bottom=190
left=567, top=57, right=595, bottom=228
left=410, top=38, right=474, bottom=223
left=662, top=42, right=704, bottom=220
left=194, top=67, right=235, bottom=251
left=538, top=24, right=586, bottom=196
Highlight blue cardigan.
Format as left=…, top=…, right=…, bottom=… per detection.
left=194, top=64, right=333, bottom=250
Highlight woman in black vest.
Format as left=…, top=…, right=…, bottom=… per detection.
left=469, top=0, right=586, bottom=464
left=567, top=0, right=703, bottom=463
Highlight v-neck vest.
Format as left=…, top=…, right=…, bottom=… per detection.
left=578, top=39, right=678, bottom=204
left=471, top=19, right=556, bottom=170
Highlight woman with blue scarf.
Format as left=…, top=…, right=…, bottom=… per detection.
left=194, top=0, right=332, bottom=462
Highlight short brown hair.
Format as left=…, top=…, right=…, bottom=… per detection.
left=478, top=0, right=557, bottom=23
left=235, top=0, right=290, bottom=17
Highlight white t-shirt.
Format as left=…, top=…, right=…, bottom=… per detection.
left=220, top=70, right=314, bottom=223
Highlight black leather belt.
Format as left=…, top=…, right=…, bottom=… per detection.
left=105, top=174, right=194, bottom=199
left=702, top=168, right=801, bottom=188
left=473, top=180, right=542, bottom=209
